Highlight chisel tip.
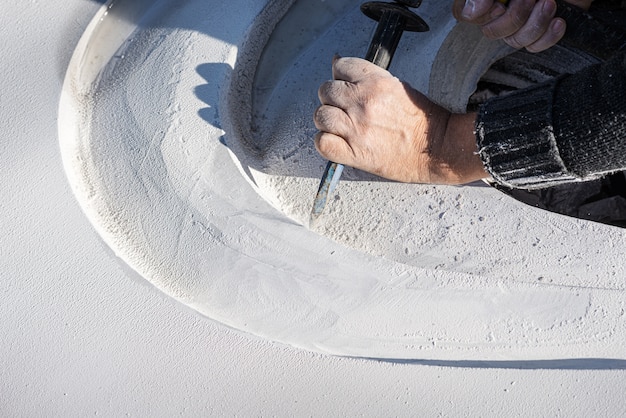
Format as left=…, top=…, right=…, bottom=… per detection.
left=308, top=162, right=344, bottom=227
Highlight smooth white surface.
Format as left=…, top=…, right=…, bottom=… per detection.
left=60, top=0, right=626, bottom=360
left=3, top=0, right=626, bottom=416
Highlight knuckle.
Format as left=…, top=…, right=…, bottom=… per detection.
left=314, top=106, right=325, bottom=123
left=318, top=80, right=338, bottom=100
left=316, top=135, right=338, bottom=157
left=509, top=13, right=527, bottom=30
left=481, top=24, right=500, bottom=39
left=504, top=35, right=525, bottom=49
left=314, top=106, right=333, bottom=129
left=315, top=105, right=350, bottom=136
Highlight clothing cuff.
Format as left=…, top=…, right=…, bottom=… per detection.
left=476, top=79, right=579, bottom=190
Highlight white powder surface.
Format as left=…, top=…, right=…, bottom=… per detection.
left=59, top=0, right=626, bottom=360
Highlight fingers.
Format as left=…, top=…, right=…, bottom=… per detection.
left=452, top=0, right=504, bottom=23
left=510, top=16, right=565, bottom=52
left=331, top=56, right=391, bottom=83
left=480, top=0, right=536, bottom=39
left=314, top=56, right=382, bottom=165
left=313, top=131, right=355, bottom=165
left=495, top=0, right=565, bottom=51
left=314, top=104, right=354, bottom=140
left=454, top=0, right=567, bottom=52
left=318, top=57, right=391, bottom=110
left=501, top=0, right=557, bottom=47
left=318, top=80, right=355, bottom=110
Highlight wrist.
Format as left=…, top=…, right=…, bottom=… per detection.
left=436, top=112, right=488, bottom=184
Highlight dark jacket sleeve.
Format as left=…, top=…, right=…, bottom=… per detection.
left=476, top=52, right=626, bottom=190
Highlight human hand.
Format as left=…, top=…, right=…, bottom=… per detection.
left=313, top=57, right=487, bottom=185
left=452, top=0, right=593, bottom=52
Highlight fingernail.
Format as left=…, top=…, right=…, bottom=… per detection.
left=542, top=0, right=556, bottom=16
left=552, top=18, right=566, bottom=34
left=462, top=0, right=476, bottom=19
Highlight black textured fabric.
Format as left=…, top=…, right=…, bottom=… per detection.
left=476, top=0, right=626, bottom=191
left=477, top=52, right=626, bottom=189
left=553, top=53, right=626, bottom=177
left=555, top=0, right=626, bottom=59
left=477, top=78, right=578, bottom=188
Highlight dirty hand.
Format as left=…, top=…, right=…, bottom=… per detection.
left=452, top=0, right=593, bottom=52
left=313, top=57, right=487, bottom=185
